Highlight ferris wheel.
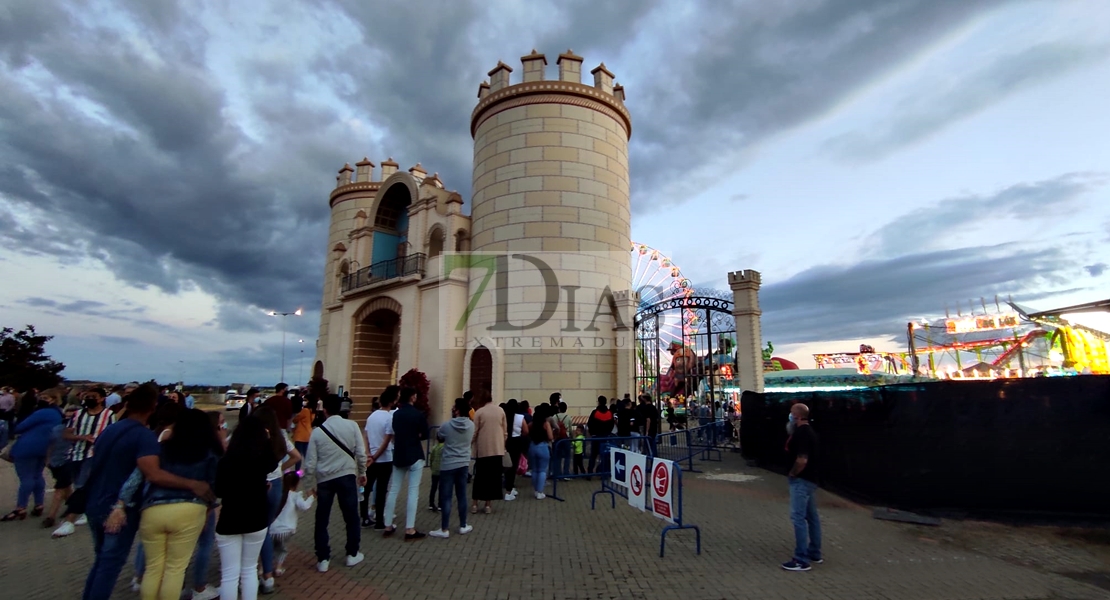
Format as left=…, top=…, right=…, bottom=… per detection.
left=630, top=242, right=694, bottom=372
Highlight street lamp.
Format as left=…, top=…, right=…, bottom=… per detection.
left=297, top=339, right=305, bottom=386
left=267, top=309, right=303, bottom=383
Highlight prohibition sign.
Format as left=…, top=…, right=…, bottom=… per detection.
left=653, top=462, right=670, bottom=497
left=630, top=464, right=644, bottom=496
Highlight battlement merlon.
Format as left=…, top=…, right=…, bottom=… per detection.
left=521, top=49, right=547, bottom=82
left=728, top=269, right=762, bottom=289
left=354, top=158, right=375, bottom=183
left=471, top=49, right=632, bottom=139
left=612, top=290, right=641, bottom=305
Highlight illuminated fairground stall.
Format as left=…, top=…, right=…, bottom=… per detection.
left=812, top=298, right=1110, bottom=380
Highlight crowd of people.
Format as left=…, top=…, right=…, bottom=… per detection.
left=1, top=378, right=798, bottom=598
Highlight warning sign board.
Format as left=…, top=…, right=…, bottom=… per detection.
left=628, top=459, right=647, bottom=511
left=650, top=457, right=675, bottom=523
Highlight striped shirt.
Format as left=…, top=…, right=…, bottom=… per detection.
left=68, top=409, right=117, bottom=462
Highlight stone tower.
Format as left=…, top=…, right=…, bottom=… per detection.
left=466, top=49, right=635, bottom=409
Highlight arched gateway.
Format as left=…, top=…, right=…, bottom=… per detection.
left=350, top=297, right=402, bottom=422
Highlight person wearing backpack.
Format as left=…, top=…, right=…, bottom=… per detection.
left=301, top=395, right=367, bottom=573
left=586, top=397, right=614, bottom=475
left=551, top=401, right=573, bottom=478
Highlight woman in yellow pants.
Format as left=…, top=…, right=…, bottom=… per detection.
left=109, top=409, right=222, bottom=600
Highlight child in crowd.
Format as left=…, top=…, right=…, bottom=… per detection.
left=270, top=471, right=314, bottom=576
left=427, top=432, right=445, bottom=511
left=572, top=425, right=586, bottom=475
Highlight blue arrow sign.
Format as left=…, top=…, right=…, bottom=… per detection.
left=613, top=451, right=627, bottom=483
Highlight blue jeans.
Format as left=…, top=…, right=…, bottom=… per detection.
left=438, top=466, right=469, bottom=531
left=314, top=474, right=360, bottom=561
left=527, top=442, right=551, bottom=493
left=552, top=439, right=571, bottom=477
left=83, top=509, right=141, bottom=600
left=294, top=441, right=308, bottom=471
left=789, top=478, right=822, bottom=563
left=191, top=510, right=217, bottom=589
left=259, top=477, right=283, bottom=574
left=14, top=456, right=46, bottom=508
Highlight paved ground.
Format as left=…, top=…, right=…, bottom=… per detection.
left=1, top=450, right=1108, bottom=600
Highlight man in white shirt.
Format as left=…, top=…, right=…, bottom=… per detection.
left=362, top=386, right=398, bottom=529
left=302, top=395, right=367, bottom=572
left=104, top=386, right=124, bottom=410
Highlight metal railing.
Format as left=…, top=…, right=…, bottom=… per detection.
left=341, top=253, right=426, bottom=293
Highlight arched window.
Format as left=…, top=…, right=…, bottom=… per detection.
left=428, top=227, right=445, bottom=258
left=372, top=184, right=411, bottom=265
left=454, top=229, right=470, bottom=252
left=375, top=185, right=410, bottom=231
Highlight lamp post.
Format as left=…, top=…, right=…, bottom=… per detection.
left=267, top=309, right=302, bottom=383
left=298, top=339, right=305, bottom=386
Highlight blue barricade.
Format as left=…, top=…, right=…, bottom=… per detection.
left=654, top=423, right=722, bottom=473
left=549, top=434, right=657, bottom=502
left=591, top=450, right=701, bottom=557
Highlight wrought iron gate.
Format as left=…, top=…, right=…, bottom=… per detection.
left=635, top=294, right=737, bottom=420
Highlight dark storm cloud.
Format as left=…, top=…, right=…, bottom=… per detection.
left=757, top=244, right=1085, bottom=344
left=872, top=172, right=1106, bottom=257
left=619, top=0, right=1011, bottom=212
left=822, top=43, right=1110, bottom=162
left=0, top=0, right=1063, bottom=333
left=0, top=0, right=331, bottom=328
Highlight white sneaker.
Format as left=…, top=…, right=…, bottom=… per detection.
left=316, top=560, right=329, bottom=573
left=130, top=577, right=141, bottom=592
left=509, top=488, right=518, bottom=497
left=428, top=529, right=449, bottom=539
left=503, top=493, right=516, bottom=501
left=74, top=514, right=88, bottom=526
left=259, top=577, right=274, bottom=594
left=345, top=552, right=364, bottom=567
left=191, top=586, right=219, bottom=600
left=535, top=492, right=546, bottom=500
left=458, top=525, right=473, bottom=535
left=52, top=521, right=76, bottom=538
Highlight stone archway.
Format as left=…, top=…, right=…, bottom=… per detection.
left=350, top=297, right=402, bottom=422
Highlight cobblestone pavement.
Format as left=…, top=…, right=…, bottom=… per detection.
left=1, top=452, right=1108, bottom=600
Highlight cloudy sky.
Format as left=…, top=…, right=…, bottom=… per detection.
left=1, top=0, right=1108, bottom=385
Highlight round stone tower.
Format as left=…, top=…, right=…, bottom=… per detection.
left=467, top=49, right=635, bottom=411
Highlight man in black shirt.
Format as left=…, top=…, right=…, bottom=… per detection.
left=782, top=403, right=822, bottom=571
left=636, top=394, right=660, bottom=438
left=615, top=399, right=636, bottom=438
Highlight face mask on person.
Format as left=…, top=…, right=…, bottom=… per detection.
left=786, top=412, right=796, bottom=436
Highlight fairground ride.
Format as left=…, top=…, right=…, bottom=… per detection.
left=903, top=297, right=1109, bottom=378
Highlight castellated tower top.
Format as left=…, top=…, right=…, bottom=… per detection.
left=470, top=48, right=631, bottom=139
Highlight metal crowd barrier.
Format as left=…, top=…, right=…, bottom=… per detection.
left=548, top=435, right=657, bottom=502
left=653, top=423, right=722, bottom=473
left=424, top=425, right=440, bottom=468
left=591, top=450, right=701, bottom=557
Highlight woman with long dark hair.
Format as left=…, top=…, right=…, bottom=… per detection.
left=527, top=404, right=554, bottom=500
left=120, top=409, right=221, bottom=600
left=503, top=399, right=528, bottom=500
left=215, top=416, right=278, bottom=600
left=250, top=406, right=299, bottom=594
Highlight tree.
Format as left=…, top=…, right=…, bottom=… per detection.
left=0, top=325, right=65, bottom=391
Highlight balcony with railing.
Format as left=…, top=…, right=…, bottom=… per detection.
left=342, top=253, right=426, bottom=293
